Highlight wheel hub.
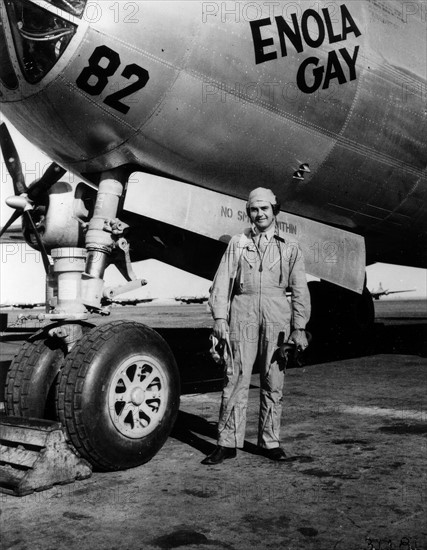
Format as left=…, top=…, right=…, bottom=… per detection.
left=130, top=387, right=145, bottom=406
left=108, top=354, right=168, bottom=439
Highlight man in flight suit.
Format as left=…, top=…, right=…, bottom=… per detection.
left=202, top=188, right=311, bottom=465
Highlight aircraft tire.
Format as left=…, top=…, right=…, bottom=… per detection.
left=56, top=320, right=180, bottom=471
left=5, top=335, right=67, bottom=420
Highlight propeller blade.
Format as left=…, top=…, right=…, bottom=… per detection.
left=24, top=211, right=51, bottom=273
left=0, top=123, right=27, bottom=195
left=27, top=162, right=67, bottom=200
left=0, top=210, right=22, bottom=239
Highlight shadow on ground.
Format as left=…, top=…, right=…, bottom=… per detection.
left=171, top=410, right=268, bottom=458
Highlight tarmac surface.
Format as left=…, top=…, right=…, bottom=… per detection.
left=0, top=300, right=426, bottom=550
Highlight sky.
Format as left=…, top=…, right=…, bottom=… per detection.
left=0, top=116, right=426, bottom=305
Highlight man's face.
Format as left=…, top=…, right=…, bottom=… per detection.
left=249, top=201, right=275, bottom=232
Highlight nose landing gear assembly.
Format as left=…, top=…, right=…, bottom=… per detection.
left=0, top=125, right=180, bottom=494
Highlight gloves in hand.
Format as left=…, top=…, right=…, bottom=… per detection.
left=287, top=329, right=309, bottom=351
left=278, top=343, right=295, bottom=360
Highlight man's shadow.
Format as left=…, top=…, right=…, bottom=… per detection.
left=171, top=410, right=265, bottom=457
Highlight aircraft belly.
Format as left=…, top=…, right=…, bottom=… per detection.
left=341, top=65, right=425, bottom=172
left=313, top=61, right=427, bottom=234
left=128, top=68, right=335, bottom=183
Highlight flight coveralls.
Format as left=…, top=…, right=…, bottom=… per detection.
left=209, top=227, right=311, bottom=449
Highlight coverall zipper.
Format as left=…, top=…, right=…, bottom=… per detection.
left=256, top=239, right=265, bottom=328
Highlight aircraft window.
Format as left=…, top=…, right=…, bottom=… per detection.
left=0, top=19, right=18, bottom=89
left=43, top=0, right=87, bottom=18
left=5, top=0, right=76, bottom=84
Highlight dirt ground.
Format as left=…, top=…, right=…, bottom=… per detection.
left=0, top=303, right=426, bottom=550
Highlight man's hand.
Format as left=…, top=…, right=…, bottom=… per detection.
left=288, top=329, right=308, bottom=351
left=213, top=318, right=229, bottom=341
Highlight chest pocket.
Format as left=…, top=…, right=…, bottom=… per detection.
left=237, top=245, right=259, bottom=290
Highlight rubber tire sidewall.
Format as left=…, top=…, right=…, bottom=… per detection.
left=58, top=321, right=180, bottom=471
left=5, top=336, right=66, bottom=419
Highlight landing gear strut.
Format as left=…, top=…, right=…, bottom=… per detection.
left=3, top=165, right=181, bottom=471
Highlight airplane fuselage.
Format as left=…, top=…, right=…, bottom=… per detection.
left=0, top=0, right=426, bottom=267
